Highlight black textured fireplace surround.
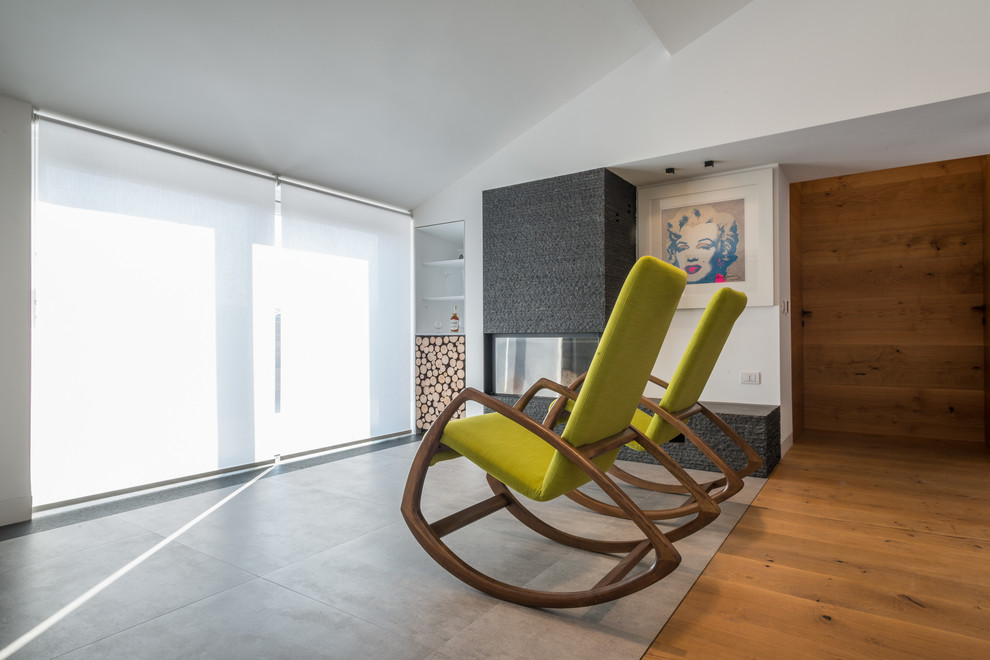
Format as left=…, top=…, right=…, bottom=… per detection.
left=482, top=168, right=637, bottom=335
left=481, top=167, right=778, bottom=478
left=482, top=167, right=636, bottom=419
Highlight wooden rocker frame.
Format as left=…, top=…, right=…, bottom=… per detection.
left=401, top=383, right=721, bottom=609
left=614, top=375, right=763, bottom=489
left=548, top=374, right=763, bottom=521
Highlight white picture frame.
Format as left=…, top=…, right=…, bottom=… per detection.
left=638, top=166, right=775, bottom=308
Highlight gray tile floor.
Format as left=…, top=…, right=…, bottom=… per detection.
left=0, top=441, right=764, bottom=659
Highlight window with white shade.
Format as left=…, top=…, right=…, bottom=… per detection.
left=253, top=182, right=412, bottom=459
left=31, top=119, right=412, bottom=507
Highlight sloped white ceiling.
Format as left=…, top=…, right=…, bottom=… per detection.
left=631, top=0, right=753, bottom=54
left=0, top=0, right=667, bottom=209
left=1, top=1, right=985, bottom=211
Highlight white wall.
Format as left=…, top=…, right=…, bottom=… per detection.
left=0, top=94, right=32, bottom=525
left=412, top=0, right=990, bottom=441
left=776, top=167, right=793, bottom=454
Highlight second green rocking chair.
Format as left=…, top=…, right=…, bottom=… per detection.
left=558, top=286, right=764, bottom=521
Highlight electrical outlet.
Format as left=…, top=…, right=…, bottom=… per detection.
left=741, top=371, right=761, bottom=385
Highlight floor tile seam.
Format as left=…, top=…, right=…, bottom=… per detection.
left=104, top=513, right=192, bottom=539
left=2, top=560, right=252, bottom=658
left=252, top=575, right=437, bottom=651
left=291, top=517, right=413, bottom=566
left=44, top=579, right=259, bottom=659
left=159, top=535, right=278, bottom=578
left=252, top=519, right=412, bottom=583
left=108, top=468, right=288, bottom=578
left=254, top=519, right=506, bottom=648
left=153, top=537, right=272, bottom=587
left=0, top=526, right=170, bottom=577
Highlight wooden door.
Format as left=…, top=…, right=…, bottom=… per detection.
left=796, top=157, right=986, bottom=443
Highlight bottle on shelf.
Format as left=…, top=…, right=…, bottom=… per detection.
left=450, top=306, right=460, bottom=333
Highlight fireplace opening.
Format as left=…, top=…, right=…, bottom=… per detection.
left=485, top=333, right=600, bottom=396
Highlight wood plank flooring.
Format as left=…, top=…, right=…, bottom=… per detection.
left=645, top=430, right=990, bottom=659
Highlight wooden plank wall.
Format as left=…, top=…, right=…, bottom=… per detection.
left=984, top=157, right=990, bottom=447
left=795, top=157, right=985, bottom=442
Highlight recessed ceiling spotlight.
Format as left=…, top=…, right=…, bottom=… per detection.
left=665, top=167, right=675, bottom=176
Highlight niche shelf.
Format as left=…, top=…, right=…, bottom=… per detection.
left=415, top=220, right=465, bottom=336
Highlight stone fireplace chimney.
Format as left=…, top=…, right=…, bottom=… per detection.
left=482, top=168, right=637, bottom=404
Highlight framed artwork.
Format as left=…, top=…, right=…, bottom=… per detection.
left=638, top=167, right=775, bottom=308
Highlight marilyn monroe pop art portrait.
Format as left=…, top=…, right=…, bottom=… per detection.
left=661, top=199, right=745, bottom=284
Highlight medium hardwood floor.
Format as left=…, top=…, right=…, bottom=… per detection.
left=645, top=431, right=990, bottom=659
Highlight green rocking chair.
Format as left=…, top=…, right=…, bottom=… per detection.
left=401, top=256, right=720, bottom=608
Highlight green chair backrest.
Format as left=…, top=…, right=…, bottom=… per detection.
left=644, top=286, right=747, bottom=444
left=540, top=256, right=686, bottom=497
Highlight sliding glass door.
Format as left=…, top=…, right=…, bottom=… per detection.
left=252, top=245, right=371, bottom=458
left=32, top=120, right=411, bottom=506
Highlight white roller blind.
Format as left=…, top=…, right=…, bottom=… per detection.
left=272, top=183, right=412, bottom=454
left=33, top=120, right=276, bottom=504
left=32, top=120, right=411, bottom=506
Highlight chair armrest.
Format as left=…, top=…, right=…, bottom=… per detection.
left=647, top=375, right=670, bottom=390
left=565, top=372, right=588, bottom=389
left=512, top=377, right=584, bottom=429
left=514, top=378, right=580, bottom=412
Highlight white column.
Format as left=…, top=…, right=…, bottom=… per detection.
left=0, top=94, right=33, bottom=525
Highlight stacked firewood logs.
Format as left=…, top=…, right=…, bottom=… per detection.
left=415, top=335, right=466, bottom=431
